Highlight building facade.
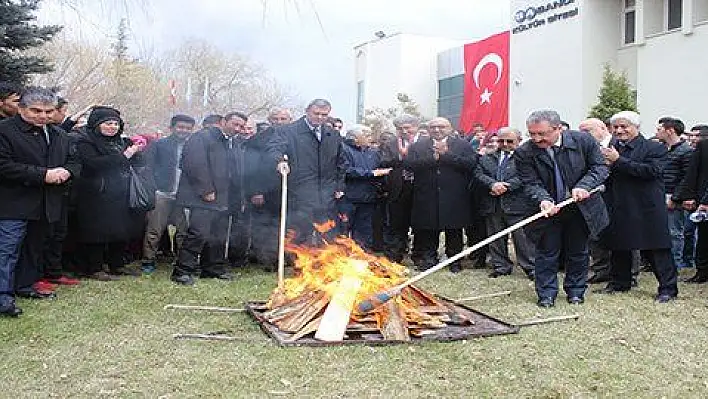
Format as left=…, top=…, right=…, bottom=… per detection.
left=356, top=0, right=708, bottom=134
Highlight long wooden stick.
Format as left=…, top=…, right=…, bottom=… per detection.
left=164, top=304, right=245, bottom=313
left=173, top=333, right=243, bottom=341
left=515, top=314, right=580, bottom=327
left=277, top=155, right=289, bottom=288
left=357, top=185, right=606, bottom=313
left=454, top=291, right=512, bottom=302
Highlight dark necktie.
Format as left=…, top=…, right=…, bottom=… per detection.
left=547, top=146, right=565, bottom=202
left=497, top=151, right=509, bottom=180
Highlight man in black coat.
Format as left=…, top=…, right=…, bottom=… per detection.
left=141, top=114, right=195, bottom=273
left=514, top=110, right=609, bottom=307
left=0, top=87, right=80, bottom=316
left=268, top=99, right=344, bottom=245
left=474, top=127, right=535, bottom=279
left=598, top=111, right=678, bottom=302
left=172, top=113, right=244, bottom=285
left=678, top=134, right=708, bottom=283
left=405, top=117, right=478, bottom=272
left=242, top=109, right=293, bottom=270
left=0, top=81, right=22, bottom=121
left=379, top=114, right=421, bottom=263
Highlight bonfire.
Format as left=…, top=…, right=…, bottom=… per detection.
left=264, top=226, right=472, bottom=342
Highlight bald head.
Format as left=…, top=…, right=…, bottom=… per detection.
left=579, top=118, right=610, bottom=143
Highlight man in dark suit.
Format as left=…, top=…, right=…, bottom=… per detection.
left=171, top=113, right=245, bottom=285
left=379, top=114, right=421, bottom=263
left=268, top=99, right=344, bottom=245
left=0, top=87, right=81, bottom=316
left=405, top=117, right=478, bottom=272
left=514, top=110, right=609, bottom=307
left=597, top=111, right=678, bottom=302
left=474, top=127, right=535, bottom=279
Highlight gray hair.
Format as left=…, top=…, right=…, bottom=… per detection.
left=610, top=111, right=641, bottom=127
left=19, top=86, right=58, bottom=108
left=392, top=114, right=420, bottom=128
left=345, top=124, right=372, bottom=140
left=268, top=107, right=292, bottom=118
left=498, top=126, right=522, bottom=139
left=526, top=110, right=562, bottom=127
left=306, top=99, right=332, bottom=110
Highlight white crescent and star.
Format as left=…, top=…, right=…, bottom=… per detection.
left=472, top=53, right=503, bottom=105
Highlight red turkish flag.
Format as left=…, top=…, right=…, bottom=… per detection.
left=459, top=31, right=510, bottom=134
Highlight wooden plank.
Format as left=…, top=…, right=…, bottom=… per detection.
left=279, top=292, right=330, bottom=333
left=287, top=315, right=323, bottom=342
left=314, top=261, right=367, bottom=342
left=379, top=301, right=410, bottom=341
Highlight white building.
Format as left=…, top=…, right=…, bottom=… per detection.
left=353, top=33, right=463, bottom=121
left=356, top=0, right=708, bottom=133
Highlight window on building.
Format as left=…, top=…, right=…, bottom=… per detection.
left=667, top=0, right=683, bottom=30
left=356, top=80, right=365, bottom=123
left=437, top=74, right=464, bottom=128
left=624, top=1, right=636, bottom=44
left=695, top=0, right=708, bottom=24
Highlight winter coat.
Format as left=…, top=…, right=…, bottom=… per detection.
left=662, top=140, right=692, bottom=197
left=514, top=130, right=609, bottom=240
left=678, top=139, right=708, bottom=204
left=176, top=127, right=234, bottom=212
left=404, top=136, right=478, bottom=230
left=0, top=115, right=81, bottom=222
left=74, top=129, right=148, bottom=243
left=474, top=150, right=535, bottom=217
left=602, top=135, right=671, bottom=250
left=242, top=128, right=282, bottom=214
left=339, top=139, right=383, bottom=203
left=148, top=134, right=189, bottom=194
left=266, top=117, right=344, bottom=215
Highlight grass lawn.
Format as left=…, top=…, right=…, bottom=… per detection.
left=1, top=265, right=707, bottom=398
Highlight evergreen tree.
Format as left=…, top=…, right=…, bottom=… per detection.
left=588, top=64, right=638, bottom=122
left=0, top=0, right=62, bottom=83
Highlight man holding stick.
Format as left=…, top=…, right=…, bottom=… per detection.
left=514, top=110, right=609, bottom=308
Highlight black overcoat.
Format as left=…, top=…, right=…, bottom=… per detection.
left=602, top=135, right=671, bottom=250
left=74, top=129, right=147, bottom=243
left=474, top=150, right=535, bottom=217
left=0, top=115, right=80, bottom=223
left=405, top=136, right=477, bottom=230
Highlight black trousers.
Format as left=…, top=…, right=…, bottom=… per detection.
left=694, top=222, right=708, bottom=277
left=228, top=209, right=251, bottom=268
left=83, top=242, right=126, bottom=274
left=465, top=217, right=489, bottom=268
left=610, top=249, right=678, bottom=296
left=589, top=237, right=611, bottom=278
left=43, top=203, right=69, bottom=279
left=174, top=208, right=229, bottom=277
left=383, top=182, right=413, bottom=262
left=412, top=229, right=463, bottom=270
left=15, top=218, right=50, bottom=293
left=250, top=205, right=279, bottom=266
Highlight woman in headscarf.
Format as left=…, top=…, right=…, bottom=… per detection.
left=75, top=107, right=149, bottom=280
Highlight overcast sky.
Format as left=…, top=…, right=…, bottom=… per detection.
left=40, top=0, right=510, bottom=123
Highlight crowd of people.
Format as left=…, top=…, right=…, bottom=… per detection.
left=2, top=80, right=708, bottom=318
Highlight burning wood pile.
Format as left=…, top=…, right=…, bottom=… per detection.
left=264, top=235, right=474, bottom=342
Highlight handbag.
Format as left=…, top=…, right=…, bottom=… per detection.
left=128, top=166, right=155, bottom=212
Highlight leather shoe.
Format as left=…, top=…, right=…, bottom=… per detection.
left=200, top=272, right=234, bottom=281
left=684, top=274, right=708, bottom=284
left=655, top=294, right=676, bottom=303
left=0, top=304, right=22, bottom=317
left=567, top=296, right=584, bottom=305
left=593, top=285, right=630, bottom=295
left=488, top=270, right=510, bottom=278
left=537, top=297, right=555, bottom=308
left=171, top=274, right=195, bottom=285
left=449, top=263, right=462, bottom=274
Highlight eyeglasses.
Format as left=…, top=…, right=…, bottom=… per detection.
left=498, top=139, right=516, bottom=144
